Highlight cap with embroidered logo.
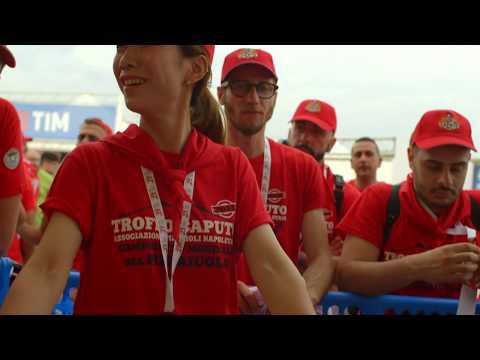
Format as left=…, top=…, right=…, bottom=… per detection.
left=221, top=48, right=277, bottom=82
left=290, top=99, right=337, bottom=132
left=411, top=110, right=476, bottom=151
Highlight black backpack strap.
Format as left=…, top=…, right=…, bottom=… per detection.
left=383, top=184, right=401, bottom=245
left=470, top=195, right=480, bottom=230
left=334, top=175, right=345, bottom=218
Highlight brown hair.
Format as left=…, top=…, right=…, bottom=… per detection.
left=179, top=45, right=225, bottom=145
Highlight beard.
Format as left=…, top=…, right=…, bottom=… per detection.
left=225, top=103, right=272, bottom=137
left=294, top=144, right=325, bottom=162
left=230, top=118, right=266, bottom=136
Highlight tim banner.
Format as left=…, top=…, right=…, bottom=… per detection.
left=474, top=163, right=480, bottom=190
left=15, top=103, right=117, bottom=141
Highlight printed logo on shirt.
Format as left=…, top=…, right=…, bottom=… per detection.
left=320, top=208, right=335, bottom=234
left=111, top=215, right=235, bottom=246
left=268, top=188, right=286, bottom=204
left=262, top=189, right=287, bottom=223
left=211, top=200, right=236, bottom=220
left=3, top=148, right=20, bottom=170
left=111, top=214, right=237, bottom=269
left=439, top=114, right=460, bottom=131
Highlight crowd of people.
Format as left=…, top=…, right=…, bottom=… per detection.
left=0, top=45, right=479, bottom=315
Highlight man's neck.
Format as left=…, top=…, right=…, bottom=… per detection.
left=140, top=101, right=192, bottom=155
left=355, top=176, right=377, bottom=191
left=226, top=125, right=266, bottom=159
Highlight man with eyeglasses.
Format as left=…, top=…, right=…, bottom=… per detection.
left=218, top=48, right=334, bottom=314
left=77, top=117, right=113, bottom=145
left=0, top=45, right=25, bottom=256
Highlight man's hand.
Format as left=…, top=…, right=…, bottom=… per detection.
left=408, top=242, right=480, bottom=286
left=237, top=281, right=263, bottom=315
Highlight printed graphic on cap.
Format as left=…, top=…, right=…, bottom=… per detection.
left=268, top=189, right=286, bottom=204
left=3, top=148, right=20, bottom=170
left=238, top=49, right=258, bottom=60
left=305, top=101, right=322, bottom=113
left=439, top=114, right=460, bottom=131
left=212, top=200, right=236, bottom=219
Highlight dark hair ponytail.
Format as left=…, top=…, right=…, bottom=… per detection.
left=179, top=45, right=225, bottom=145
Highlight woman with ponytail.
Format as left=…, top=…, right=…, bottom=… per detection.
left=1, top=45, right=314, bottom=315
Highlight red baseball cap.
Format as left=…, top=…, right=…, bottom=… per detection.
left=0, top=45, right=16, bottom=68
left=221, top=48, right=277, bottom=82
left=411, top=110, right=476, bottom=151
left=86, top=117, right=113, bottom=137
left=201, top=45, right=215, bottom=64
left=290, top=100, right=337, bottom=132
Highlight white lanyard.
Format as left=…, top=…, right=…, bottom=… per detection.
left=457, top=226, right=478, bottom=315
left=141, top=166, right=195, bottom=313
left=261, top=139, right=272, bottom=206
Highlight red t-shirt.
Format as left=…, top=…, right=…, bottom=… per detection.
left=337, top=174, right=480, bottom=299
left=0, top=98, right=24, bottom=198
left=237, top=140, right=324, bottom=285
left=320, top=165, right=361, bottom=256
left=42, top=125, right=272, bottom=315
left=346, top=179, right=360, bottom=192
left=8, top=162, right=37, bottom=264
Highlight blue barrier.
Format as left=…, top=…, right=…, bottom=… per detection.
left=0, top=257, right=80, bottom=315
left=51, top=272, right=80, bottom=315
left=2, top=255, right=478, bottom=315
left=0, top=257, right=13, bottom=307
left=317, top=291, right=480, bottom=315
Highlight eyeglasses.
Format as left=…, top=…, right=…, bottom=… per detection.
left=222, top=80, right=278, bottom=100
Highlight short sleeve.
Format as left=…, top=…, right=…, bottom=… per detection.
left=340, top=182, right=361, bottom=219
left=0, top=99, right=24, bottom=198
left=233, top=150, right=273, bottom=248
left=41, top=148, right=94, bottom=242
left=336, top=183, right=391, bottom=249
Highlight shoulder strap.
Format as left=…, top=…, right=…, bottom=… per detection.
left=334, top=175, right=345, bottom=218
left=383, top=184, right=401, bottom=245
left=470, top=195, right=480, bottom=230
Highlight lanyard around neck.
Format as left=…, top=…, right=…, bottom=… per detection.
left=261, top=139, right=272, bottom=206
left=141, top=166, right=195, bottom=313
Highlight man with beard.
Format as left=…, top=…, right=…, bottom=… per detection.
left=348, top=137, right=383, bottom=192
left=218, top=48, right=334, bottom=313
left=336, top=110, right=480, bottom=299
left=288, top=100, right=361, bottom=257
